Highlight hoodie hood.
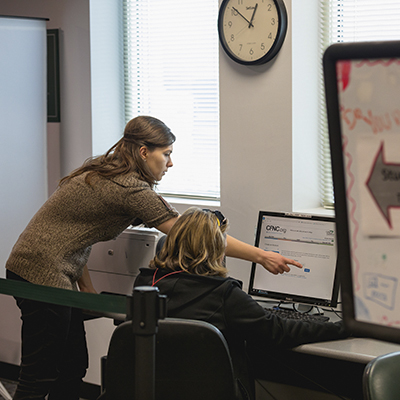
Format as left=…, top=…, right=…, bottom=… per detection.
left=135, top=267, right=243, bottom=319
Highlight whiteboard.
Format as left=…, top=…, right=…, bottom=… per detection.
left=0, top=16, right=48, bottom=277
left=324, top=41, right=400, bottom=343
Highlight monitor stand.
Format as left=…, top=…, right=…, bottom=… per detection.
left=277, top=302, right=325, bottom=316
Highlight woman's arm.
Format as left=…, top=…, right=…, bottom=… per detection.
left=156, top=215, right=301, bottom=275
left=77, top=265, right=97, bottom=293
left=156, top=216, right=179, bottom=234
left=225, top=235, right=302, bottom=275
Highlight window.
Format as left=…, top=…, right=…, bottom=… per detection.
left=320, top=0, right=400, bottom=208
left=123, top=0, right=220, bottom=200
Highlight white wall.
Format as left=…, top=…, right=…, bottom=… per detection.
left=217, top=0, right=322, bottom=287
left=0, top=0, right=323, bottom=387
left=292, top=1, right=320, bottom=211
left=0, top=0, right=93, bottom=177
left=0, top=0, right=94, bottom=379
left=218, top=0, right=294, bottom=286
left=0, top=16, right=48, bottom=274
left=0, top=15, right=48, bottom=378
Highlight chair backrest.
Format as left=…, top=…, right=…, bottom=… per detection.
left=100, top=318, right=242, bottom=400
left=363, top=351, right=400, bottom=400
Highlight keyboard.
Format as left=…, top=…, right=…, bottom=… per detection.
left=264, top=307, right=330, bottom=323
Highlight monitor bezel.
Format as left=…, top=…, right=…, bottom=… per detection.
left=248, top=211, right=340, bottom=308
left=324, top=40, right=400, bottom=343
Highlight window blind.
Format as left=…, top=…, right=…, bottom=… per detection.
left=320, top=0, right=400, bottom=208
left=319, top=1, right=334, bottom=209
left=123, top=0, right=220, bottom=200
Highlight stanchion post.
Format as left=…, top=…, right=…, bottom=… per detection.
left=130, top=286, right=166, bottom=400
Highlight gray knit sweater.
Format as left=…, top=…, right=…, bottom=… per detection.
left=6, top=172, right=178, bottom=290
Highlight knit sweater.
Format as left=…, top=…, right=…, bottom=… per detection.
left=6, top=172, right=178, bottom=290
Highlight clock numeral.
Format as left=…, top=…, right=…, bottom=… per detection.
left=268, top=32, right=272, bottom=39
left=261, top=43, right=265, bottom=51
left=271, top=18, right=276, bottom=25
left=228, top=21, right=232, bottom=28
left=231, top=34, right=235, bottom=42
left=267, top=4, right=272, bottom=11
left=231, top=9, right=238, bottom=17
left=249, top=48, right=254, bottom=56
left=237, top=0, right=243, bottom=4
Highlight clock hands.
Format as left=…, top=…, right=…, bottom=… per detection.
left=232, top=4, right=258, bottom=29
left=248, top=3, right=258, bottom=28
left=232, top=6, right=254, bottom=28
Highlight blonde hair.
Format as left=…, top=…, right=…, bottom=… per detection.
left=59, top=116, right=175, bottom=188
left=150, top=207, right=229, bottom=277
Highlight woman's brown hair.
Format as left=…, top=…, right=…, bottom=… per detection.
left=150, top=207, right=229, bottom=277
left=59, top=116, right=175, bottom=188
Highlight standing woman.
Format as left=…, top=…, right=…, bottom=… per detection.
left=5, top=116, right=179, bottom=400
left=5, top=115, right=300, bottom=399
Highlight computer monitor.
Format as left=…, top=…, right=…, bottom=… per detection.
left=324, top=40, right=400, bottom=343
left=248, top=211, right=340, bottom=309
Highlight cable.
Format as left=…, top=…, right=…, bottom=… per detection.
left=319, top=305, right=344, bottom=320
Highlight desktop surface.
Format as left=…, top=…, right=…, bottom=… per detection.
left=252, top=304, right=400, bottom=399
left=256, top=299, right=400, bottom=363
left=295, top=336, right=400, bottom=363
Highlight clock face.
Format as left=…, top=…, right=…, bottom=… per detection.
left=218, top=0, right=287, bottom=65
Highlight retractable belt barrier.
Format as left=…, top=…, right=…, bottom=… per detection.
left=0, top=278, right=127, bottom=315
left=0, top=278, right=163, bottom=400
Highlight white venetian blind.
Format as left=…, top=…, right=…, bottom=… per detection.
left=123, top=0, right=220, bottom=200
left=320, top=0, right=400, bottom=208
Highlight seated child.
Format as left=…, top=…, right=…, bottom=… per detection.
left=134, top=207, right=349, bottom=399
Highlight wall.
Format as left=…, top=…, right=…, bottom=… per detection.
left=0, top=0, right=93, bottom=180
left=0, top=0, right=322, bottom=388
left=0, top=0, right=94, bottom=380
left=216, top=0, right=322, bottom=287
left=0, top=16, right=48, bottom=273
left=0, top=15, right=48, bottom=380
left=218, top=0, right=293, bottom=287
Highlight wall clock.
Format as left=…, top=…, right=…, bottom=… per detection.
left=218, top=0, right=288, bottom=65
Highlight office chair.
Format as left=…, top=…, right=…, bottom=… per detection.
left=98, top=317, right=243, bottom=400
left=156, top=234, right=166, bottom=254
left=363, top=351, right=400, bottom=400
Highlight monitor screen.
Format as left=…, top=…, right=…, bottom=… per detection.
left=248, top=211, right=340, bottom=308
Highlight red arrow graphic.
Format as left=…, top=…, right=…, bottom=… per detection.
left=366, top=142, right=400, bottom=229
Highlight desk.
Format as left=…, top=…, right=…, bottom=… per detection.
left=295, top=337, right=400, bottom=364
left=252, top=339, right=400, bottom=400
left=252, top=306, right=400, bottom=400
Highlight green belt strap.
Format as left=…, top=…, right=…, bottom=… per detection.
left=0, top=278, right=127, bottom=315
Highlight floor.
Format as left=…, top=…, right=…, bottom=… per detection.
left=0, top=379, right=93, bottom=400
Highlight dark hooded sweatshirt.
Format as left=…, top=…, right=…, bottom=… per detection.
left=134, top=267, right=348, bottom=399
